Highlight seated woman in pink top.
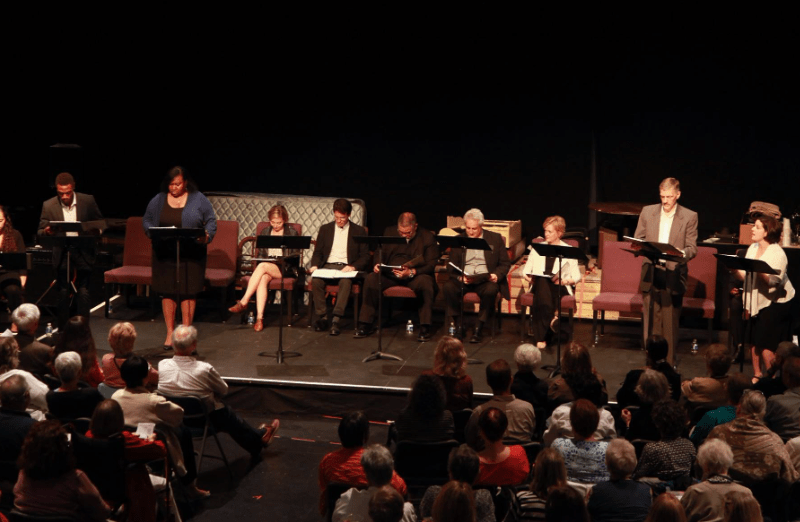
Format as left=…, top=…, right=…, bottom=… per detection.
left=475, top=407, right=530, bottom=486
left=101, top=322, right=158, bottom=390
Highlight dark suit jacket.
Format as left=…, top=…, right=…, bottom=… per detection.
left=38, top=192, right=104, bottom=268
left=447, top=228, right=511, bottom=299
left=16, top=332, right=54, bottom=379
left=310, top=220, right=370, bottom=271
left=634, top=203, right=698, bottom=294
left=375, top=225, right=439, bottom=276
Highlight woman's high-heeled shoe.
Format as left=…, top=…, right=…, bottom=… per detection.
left=228, top=301, right=246, bottom=314
left=254, top=318, right=264, bottom=332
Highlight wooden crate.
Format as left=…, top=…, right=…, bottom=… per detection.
left=446, top=216, right=522, bottom=248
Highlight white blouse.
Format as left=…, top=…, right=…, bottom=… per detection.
left=522, top=239, right=581, bottom=286
left=744, top=242, right=795, bottom=315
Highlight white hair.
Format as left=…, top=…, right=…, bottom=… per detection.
left=514, top=344, right=542, bottom=371
left=54, top=351, right=83, bottom=383
left=11, top=304, right=41, bottom=333
left=172, top=325, right=198, bottom=352
left=463, top=208, right=484, bottom=225
left=698, top=438, right=734, bottom=476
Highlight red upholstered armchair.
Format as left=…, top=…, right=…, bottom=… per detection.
left=103, top=216, right=154, bottom=317
left=591, top=240, right=644, bottom=342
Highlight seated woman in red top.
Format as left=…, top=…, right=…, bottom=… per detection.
left=53, top=315, right=103, bottom=387
left=102, top=322, right=158, bottom=390
left=87, top=399, right=167, bottom=522
left=475, top=407, right=530, bottom=486
left=13, top=420, right=111, bottom=521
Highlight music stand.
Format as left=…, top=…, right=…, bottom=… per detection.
left=436, top=235, right=492, bottom=364
left=149, top=227, right=205, bottom=328
left=527, top=242, right=588, bottom=378
left=253, top=235, right=311, bottom=363
left=354, top=236, right=406, bottom=363
left=714, top=253, right=779, bottom=372
left=622, top=236, right=686, bottom=354
left=36, top=221, right=103, bottom=318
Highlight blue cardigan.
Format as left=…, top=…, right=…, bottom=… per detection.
left=143, top=191, right=217, bottom=241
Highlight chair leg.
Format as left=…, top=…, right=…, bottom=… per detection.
left=600, top=310, right=606, bottom=335
left=211, top=431, right=234, bottom=479
left=197, top=422, right=210, bottom=473
left=519, top=307, right=525, bottom=342
left=568, top=309, right=574, bottom=342
left=592, top=310, right=598, bottom=343
left=104, top=283, right=111, bottom=318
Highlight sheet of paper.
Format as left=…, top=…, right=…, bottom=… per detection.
left=312, top=269, right=359, bottom=279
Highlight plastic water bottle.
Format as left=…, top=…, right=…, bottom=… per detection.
left=45, top=323, right=53, bottom=336
left=406, top=320, right=414, bottom=333
left=247, top=312, right=255, bottom=326
left=448, top=321, right=456, bottom=336
left=691, top=338, right=699, bottom=355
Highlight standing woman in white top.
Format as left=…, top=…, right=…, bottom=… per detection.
left=522, top=216, right=582, bottom=349
left=734, top=215, right=795, bottom=380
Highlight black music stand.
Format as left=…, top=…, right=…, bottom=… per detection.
left=622, top=236, right=686, bottom=352
left=149, top=227, right=205, bottom=326
left=715, top=253, right=779, bottom=372
left=36, top=221, right=103, bottom=320
left=527, top=242, right=588, bottom=378
left=253, top=235, right=311, bottom=363
left=436, top=235, right=492, bottom=364
left=354, top=236, right=407, bottom=363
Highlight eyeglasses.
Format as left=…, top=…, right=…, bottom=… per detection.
left=743, top=389, right=764, bottom=397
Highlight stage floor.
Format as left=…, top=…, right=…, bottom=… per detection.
left=91, top=295, right=734, bottom=401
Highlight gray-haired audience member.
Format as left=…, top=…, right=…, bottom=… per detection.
left=420, top=444, right=496, bottom=522
left=707, top=388, right=798, bottom=483
left=46, top=351, right=103, bottom=420
left=680, top=439, right=754, bottom=522
left=587, top=439, right=652, bottom=522
left=332, top=444, right=416, bottom=522
left=0, top=374, right=35, bottom=466
left=510, top=344, right=549, bottom=415
left=11, top=304, right=54, bottom=379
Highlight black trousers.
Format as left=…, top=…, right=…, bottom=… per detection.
left=443, top=278, right=498, bottom=323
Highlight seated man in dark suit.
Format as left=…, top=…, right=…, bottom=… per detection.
left=308, top=198, right=370, bottom=336
left=37, top=172, right=104, bottom=327
left=11, top=304, right=54, bottom=382
left=0, top=375, right=36, bottom=469
left=443, top=208, right=510, bottom=343
left=354, top=212, right=439, bottom=341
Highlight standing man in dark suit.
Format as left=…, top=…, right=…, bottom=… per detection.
left=634, top=177, right=698, bottom=364
left=308, top=198, right=370, bottom=336
left=443, top=208, right=511, bottom=343
left=354, top=212, right=439, bottom=342
left=38, top=172, right=104, bottom=327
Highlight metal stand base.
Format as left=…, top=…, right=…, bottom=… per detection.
left=362, top=350, right=403, bottom=363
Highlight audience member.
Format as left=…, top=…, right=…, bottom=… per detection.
left=431, top=480, right=476, bottom=522
left=466, top=359, right=535, bottom=449
left=0, top=336, right=48, bottom=415
left=13, top=420, right=111, bottom=521
left=681, top=439, right=754, bottom=522
left=707, top=388, right=798, bottom=484
left=368, top=485, right=408, bottom=522
left=46, top=351, right=103, bottom=420
left=158, top=325, right=279, bottom=462
left=420, top=444, right=495, bottom=522
left=10, top=304, right=54, bottom=381
left=0, top=375, right=36, bottom=467
left=764, top=355, right=800, bottom=441
left=787, top=435, right=800, bottom=475
left=547, top=341, right=608, bottom=410
left=52, top=316, right=104, bottom=387
left=318, top=411, right=407, bottom=516
left=544, top=484, right=589, bottom=522
left=102, top=322, right=158, bottom=390
left=632, top=400, right=695, bottom=486
left=689, top=372, right=751, bottom=447
left=646, top=493, right=687, bottom=522
left=86, top=399, right=166, bottom=522
left=753, top=341, right=797, bottom=397
left=514, top=448, right=568, bottom=522
left=617, top=335, right=681, bottom=407
left=621, top=369, right=671, bottom=441
left=680, top=344, right=732, bottom=410
left=587, top=439, right=652, bottom=522
left=552, top=398, right=610, bottom=483
left=511, top=343, right=548, bottom=410
left=722, top=491, right=762, bottom=522
left=543, top=389, right=616, bottom=447
left=422, top=336, right=473, bottom=410
left=332, top=444, right=416, bottom=522
left=393, top=373, right=454, bottom=443
left=475, top=407, right=530, bottom=486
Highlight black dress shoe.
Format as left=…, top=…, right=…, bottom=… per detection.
left=417, top=325, right=432, bottom=342
left=354, top=324, right=374, bottom=338
left=469, top=325, right=484, bottom=344
left=330, top=322, right=341, bottom=336
left=314, top=319, right=328, bottom=332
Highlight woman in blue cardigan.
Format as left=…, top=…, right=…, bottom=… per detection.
left=143, top=166, right=216, bottom=349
